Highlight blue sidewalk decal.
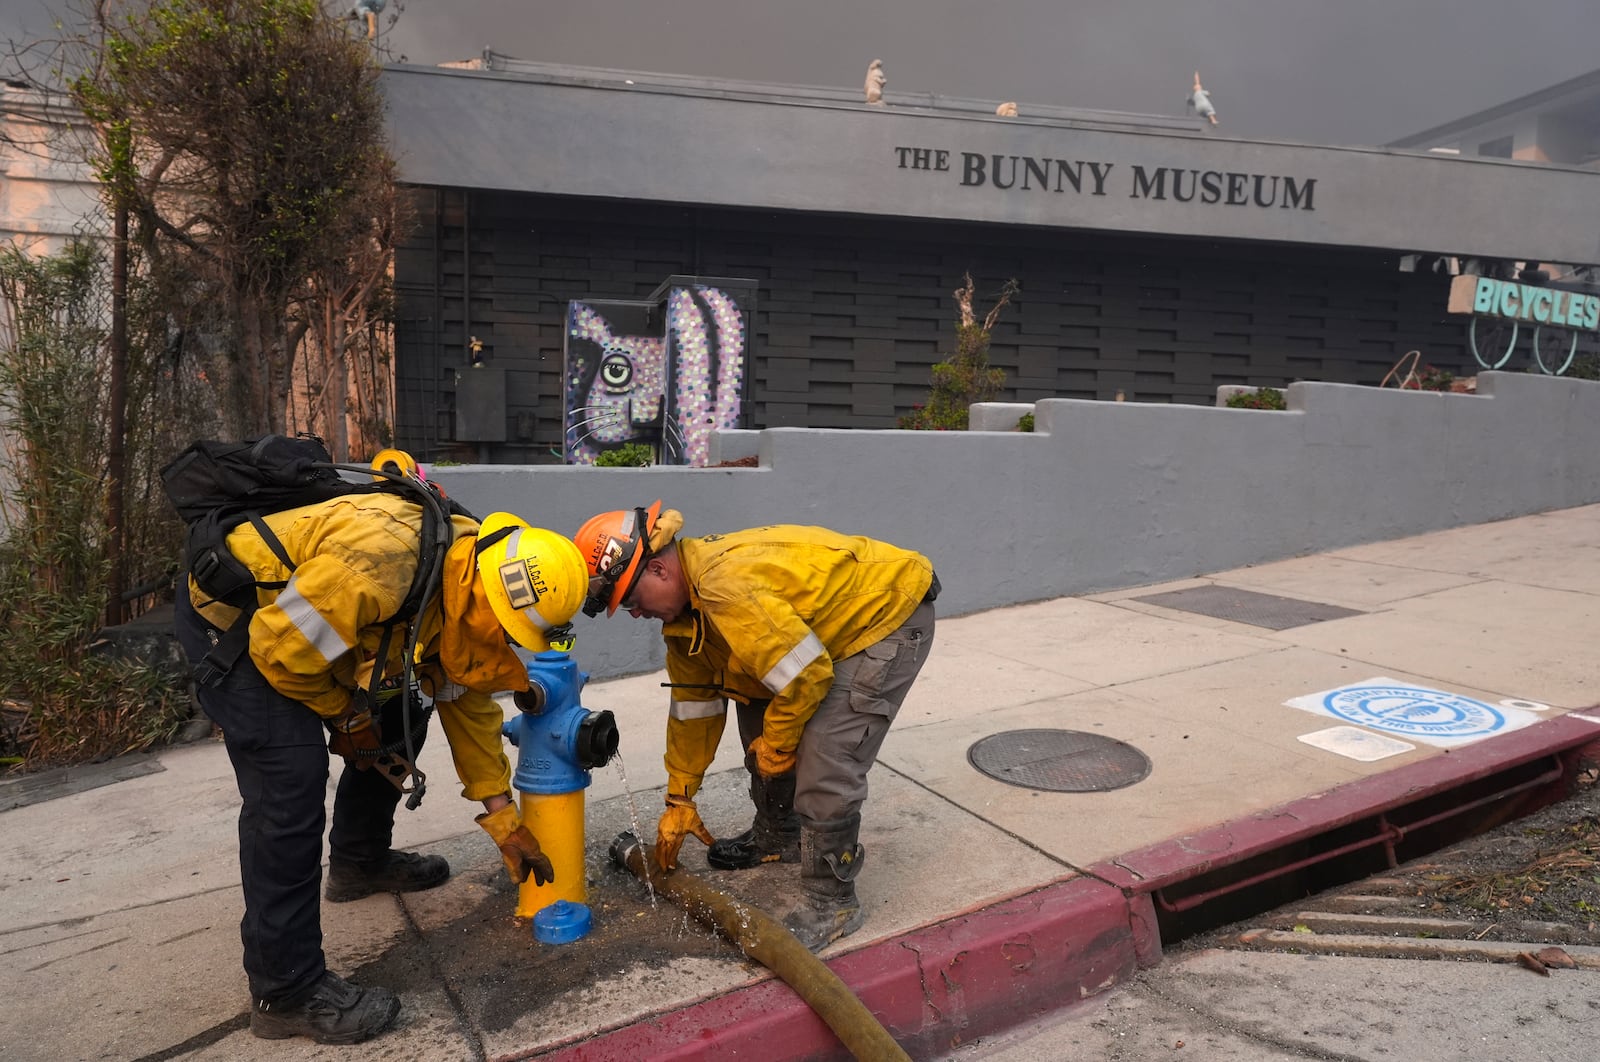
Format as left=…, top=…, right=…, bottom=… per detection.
left=1322, top=685, right=1504, bottom=738
left=1284, top=678, right=1541, bottom=748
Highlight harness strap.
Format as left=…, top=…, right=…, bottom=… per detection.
left=245, top=512, right=291, bottom=591
left=194, top=618, right=252, bottom=688
left=474, top=524, right=514, bottom=556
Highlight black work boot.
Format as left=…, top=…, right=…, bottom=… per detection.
left=782, top=814, right=865, bottom=952
left=250, top=970, right=401, bottom=1044
left=707, top=769, right=801, bottom=870
left=325, top=849, right=450, bottom=903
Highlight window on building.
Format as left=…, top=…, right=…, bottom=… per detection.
left=1477, top=135, right=1514, bottom=158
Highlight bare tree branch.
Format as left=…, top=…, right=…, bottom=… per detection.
left=64, top=0, right=401, bottom=437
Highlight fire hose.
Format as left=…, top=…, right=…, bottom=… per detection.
left=609, top=832, right=911, bottom=1062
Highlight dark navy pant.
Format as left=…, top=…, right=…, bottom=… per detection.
left=175, top=593, right=426, bottom=1004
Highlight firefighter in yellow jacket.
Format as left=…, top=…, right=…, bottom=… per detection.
left=573, top=501, right=938, bottom=951
left=175, top=481, right=588, bottom=1045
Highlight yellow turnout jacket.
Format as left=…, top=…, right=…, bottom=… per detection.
left=187, top=492, right=513, bottom=801
left=658, top=525, right=932, bottom=799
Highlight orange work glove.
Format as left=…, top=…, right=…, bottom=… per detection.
left=475, top=804, right=556, bottom=886
left=655, top=794, right=715, bottom=872
left=327, top=698, right=382, bottom=769
left=748, top=735, right=797, bottom=779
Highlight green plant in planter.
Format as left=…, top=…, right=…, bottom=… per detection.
left=1566, top=354, right=1600, bottom=381
left=898, top=401, right=969, bottom=431
left=899, top=272, right=1020, bottom=430
left=1412, top=366, right=1455, bottom=391
left=593, top=442, right=655, bottom=467
left=1017, top=412, right=1035, bottom=432
left=1225, top=387, right=1287, bottom=410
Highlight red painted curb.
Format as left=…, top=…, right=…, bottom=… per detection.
left=517, top=875, right=1136, bottom=1062
left=516, top=712, right=1600, bottom=1060
left=1088, top=711, right=1600, bottom=893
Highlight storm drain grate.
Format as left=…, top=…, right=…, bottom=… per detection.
left=1133, top=585, right=1364, bottom=630
left=967, top=729, right=1151, bottom=792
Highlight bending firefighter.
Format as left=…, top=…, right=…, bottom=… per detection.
left=573, top=502, right=938, bottom=951
left=175, top=483, right=588, bottom=1045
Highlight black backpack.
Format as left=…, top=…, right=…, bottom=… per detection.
left=161, top=434, right=471, bottom=688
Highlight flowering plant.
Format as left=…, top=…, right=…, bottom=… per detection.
left=1225, top=387, right=1287, bottom=410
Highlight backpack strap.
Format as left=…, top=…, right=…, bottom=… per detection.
left=474, top=523, right=515, bottom=555
left=245, top=512, right=293, bottom=590
left=192, top=511, right=296, bottom=687
left=194, top=615, right=254, bottom=688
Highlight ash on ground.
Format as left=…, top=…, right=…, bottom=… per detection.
left=1186, top=758, right=1600, bottom=952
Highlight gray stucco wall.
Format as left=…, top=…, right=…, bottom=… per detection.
left=428, top=370, right=1600, bottom=680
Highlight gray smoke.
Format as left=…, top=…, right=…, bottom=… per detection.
left=384, top=0, right=1597, bottom=146
left=3, top=1, right=1593, bottom=147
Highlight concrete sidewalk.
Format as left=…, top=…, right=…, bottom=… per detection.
left=3, top=506, right=1599, bottom=1061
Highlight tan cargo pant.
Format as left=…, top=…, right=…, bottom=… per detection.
left=733, top=599, right=936, bottom=823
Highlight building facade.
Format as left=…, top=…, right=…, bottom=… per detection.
left=0, top=82, right=103, bottom=255
left=385, top=56, right=1600, bottom=463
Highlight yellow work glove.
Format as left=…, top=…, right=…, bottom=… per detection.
left=475, top=804, right=555, bottom=886
left=655, top=794, right=715, bottom=872
left=748, top=735, right=797, bottom=778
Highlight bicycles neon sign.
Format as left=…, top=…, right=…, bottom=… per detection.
left=1449, top=275, right=1600, bottom=330
left=1447, top=274, right=1597, bottom=374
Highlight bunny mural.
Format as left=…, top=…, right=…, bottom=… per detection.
left=563, top=302, right=667, bottom=465
left=562, top=279, right=753, bottom=466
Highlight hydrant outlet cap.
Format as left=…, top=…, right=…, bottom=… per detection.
left=532, top=900, right=593, bottom=944
left=578, top=709, right=620, bottom=769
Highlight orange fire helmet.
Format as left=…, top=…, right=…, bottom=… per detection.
left=573, top=500, right=663, bottom=616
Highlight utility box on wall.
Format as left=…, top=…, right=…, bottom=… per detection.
left=454, top=366, right=508, bottom=442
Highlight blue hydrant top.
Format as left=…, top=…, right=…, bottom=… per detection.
left=502, top=651, right=619, bottom=795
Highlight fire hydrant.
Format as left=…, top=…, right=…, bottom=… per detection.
left=503, top=650, right=619, bottom=921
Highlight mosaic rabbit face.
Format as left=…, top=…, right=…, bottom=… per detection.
left=564, top=287, right=747, bottom=466
left=564, top=303, right=666, bottom=463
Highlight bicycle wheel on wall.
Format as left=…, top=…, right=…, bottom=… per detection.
left=1469, top=316, right=1518, bottom=370
left=1532, top=324, right=1578, bottom=375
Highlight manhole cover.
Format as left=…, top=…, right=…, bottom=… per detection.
left=967, top=729, right=1151, bottom=792
left=1133, top=585, right=1363, bottom=630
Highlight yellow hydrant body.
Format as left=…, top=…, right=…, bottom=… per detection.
left=515, top=790, right=588, bottom=917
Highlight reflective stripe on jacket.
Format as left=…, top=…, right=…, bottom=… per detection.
left=657, top=524, right=932, bottom=792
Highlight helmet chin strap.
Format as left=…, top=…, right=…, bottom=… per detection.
left=546, top=623, right=575, bottom=652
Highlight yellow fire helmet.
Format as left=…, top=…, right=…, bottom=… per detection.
left=474, top=513, right=588, bottom=651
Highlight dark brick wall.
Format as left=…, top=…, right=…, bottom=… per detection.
left=394, top=187, right=1470, bottom=462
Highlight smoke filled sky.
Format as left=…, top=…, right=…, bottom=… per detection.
left=4, top=1, right=1597, bottom=146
